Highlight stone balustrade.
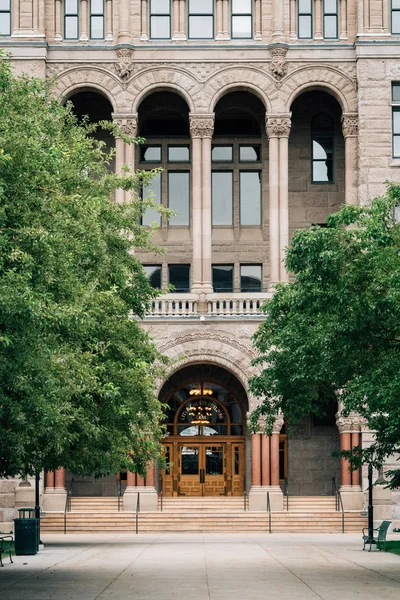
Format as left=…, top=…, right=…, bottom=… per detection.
left=149, top=294, right=199, bottom=318
left=146, top=293, right=272, bottom=319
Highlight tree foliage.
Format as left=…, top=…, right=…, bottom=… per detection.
left=249, top=188, right=400, bottom=488
left=0, top=56, right=167, bottom=478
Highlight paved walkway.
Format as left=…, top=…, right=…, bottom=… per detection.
left=0, top=533, right=400, bottom=599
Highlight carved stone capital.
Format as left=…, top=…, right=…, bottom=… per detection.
left=112, top=113, right=138, bottom=137
left=189, top=113, right=215, bottom=138
left=342, top=113, right=358, bottom=138
left=272, top=414, right=285, bottom=434
left=269, top=45, right=288, bottom=79
left=115, top=48, right=135, bottom=80
left=266, top=113, right=292, bottom=139
left=336, top=411, right=367, bottom=433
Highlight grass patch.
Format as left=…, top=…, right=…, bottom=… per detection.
left=385, top=541, right=400, bottom=556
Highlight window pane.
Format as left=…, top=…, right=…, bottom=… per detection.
left=393, top=111, right=400, bottom=134
left=324, top=15, right=337, bottom=38
left=324, top=0, right=337, bottom=13
left=181, top=447, right=199, bottom=475
left=151, top=0, right=170, bottom=13
left=144, top=265, right=162, bottom=289
left=212, top=265, right=233, bottom=292
left=240, top=265, right=262, bottom=293
left=239, top=145, right=261, bottom=162
left=140, top=146, right=162, bottom=162
left=65, top=0, right=78, bottom=12
left=168, top=146, right=190, bottom=162
left=212, top=146, right=233, bottom=161
left=393, top=136, right=400, bottom=157
left=189, top=15, right=213, bottom=38
left=91, top=16, right=104, bottom=38
left=0, top=0, right=10, bottom=10
left=313, top=137, right=333, bottom=160
left=0, top=13, right=10, bottom=35
left=240, top=172, right=261, bottom=225
left=206, top=447, right=223, bottom=476
left=299, top=15, right=312, bottom=38
left=232, top=15, right=252, bottom=38
left=392, top=12, right=400, bottom=34
left=189, top=0, right=213, bottom=14
left=392, top=85, right=400, bottom=102
left=91, top=0, right=103, bottom=13
left=313, top=161, right=329, bottom=182
left=212, top=172, right=233, bottom=225
left=151, top=15, right=170, bottom=38
left=168, top=172, right=190, bottom=226
left=65, top=16, right=78, bottom=38
left=169, top=265, right=190, bottom=293
left=393, top=0, right=400, bottom=8
left=232, top=0, right=252, bottom=12
left=299, top=0, right=312, bottom=11
left=143, top=173, right=161, bottom=226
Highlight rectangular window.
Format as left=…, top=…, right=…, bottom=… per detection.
left=168, top=172, right=190, bottom=225
left=140, top=145, right=162, bottom=163
left=150, top=0, right=171, bottom=39
left=188, top=0, right=214, bottom=39
left=169, top=264, right=190, bottom=293
left=298, top=0, right=312, bottom=39
left=212, top=146, right=233, bottom=162
left=392, top=84, right=400, bottom=157
left=90, top=0, right=104, bottom=39
left=143, top=265, right=162, bottom=289
left=312, top=137, right=334, bottom=182
left=240, top=264, right=262, bottom=293
left=143, top=172, right=162, bottom=226
left=0, top=0, right=11, bottom=35
left=212, top=171, right=233, bottom=225
left=64, top=0, right=79, bottom=39
left=240, top=171, right=261, bottom=225
left=239, top=144, right=261, bottom=162
left=392, top=0, right=400, bottom=34
left=231, top=0, right=252, bottom=39
left=212, top=265, right=234, bottom=292
left=168, top=145, right=190, bottom=162
left=323, top=0, right=338, bottom=39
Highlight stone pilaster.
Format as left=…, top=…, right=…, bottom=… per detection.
left=335, top=411, right=364, bottom=509
left=342, top=113, right=358, bottom=206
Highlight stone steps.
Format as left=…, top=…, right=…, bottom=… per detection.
left=71, top=497, right=123, bottom=512
left=41, top=511, right=367, bottom=534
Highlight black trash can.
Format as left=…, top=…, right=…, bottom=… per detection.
left=14, top=507, right=39, bottom=555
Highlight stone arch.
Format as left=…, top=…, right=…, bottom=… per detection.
left=204, top=67, right=276, bottom=113
left=158, top=330, right=259, bottom=411
left=51, top=67, right=123, bottom=112
left=278, top=66, right=357, bottom=113
left=129, top=67, right=202, bottom=113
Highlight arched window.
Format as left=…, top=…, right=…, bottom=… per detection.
left=311, top=113, right=334, bottom=183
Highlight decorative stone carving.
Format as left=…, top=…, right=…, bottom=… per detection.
left=269, top=46, right=288, bottom=79
left=342, top=113, right=359, bottom=138
left=290, top=415, right=312, bottom=439
left=266, top=114, right=292, bottom=138
left=115, top=48, right=135, bottom=80
left=336, top=411, right=367, bottom=433
left=272, top=415, right=285, bottom=434
left=112, top=114, right=138, bottom=137
left=189, top=114, right=215, bottom=138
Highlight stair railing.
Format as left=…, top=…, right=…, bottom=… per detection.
left=63, top=477, right=74, bottom=535
left=117, top=478, right=122, bottom=512
left=135, top=492, right=140, bottom=534
left=283, top=478, right=289, bottom=511
left=159, top=490, right=163, bottom=512
left=337, top=490, right=345, bottom=534
left=243, top=490, right=247, bottom=512
left=267, top=491, right=272, bottom=534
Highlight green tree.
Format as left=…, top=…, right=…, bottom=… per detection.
left=0, top=56, right=167, bottom=478
left=249, top=188, right=400, bottom=488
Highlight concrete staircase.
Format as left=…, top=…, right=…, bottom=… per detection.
left=286, top=496, right=337, bottom=512
left=40, top=496, right=367, bottom=534
left=70, top=497, right=123, bottom=512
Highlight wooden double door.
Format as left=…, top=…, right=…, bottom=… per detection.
left=162, top=440, right=245, bottom=497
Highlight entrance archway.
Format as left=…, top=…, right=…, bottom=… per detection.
left=159, top=364, right=248, bottom=497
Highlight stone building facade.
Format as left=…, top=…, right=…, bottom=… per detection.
left=0, top=1, right=399, bottom=527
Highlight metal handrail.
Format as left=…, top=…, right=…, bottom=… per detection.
left=267, top=491, right=272, bottom=534
left=63, top=478, right=74, bottom=535
left=284, top=478, right=289, bottom=511
left=117, top=478, right=122, bottom=512
left=135, top=492, right=140, bottom=534
left=243, top=490, right=247, bottom=512
left=159, top=490, right=163, bottom=512
left=337, top=490, right=345, bottom=533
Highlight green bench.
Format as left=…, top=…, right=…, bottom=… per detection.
left=362, top=520, right=392, bottom=552
left=0, top=534, right=14, bottom=567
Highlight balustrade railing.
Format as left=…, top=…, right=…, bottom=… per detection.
left=206, top=293, right=269, bottom=317
left=146, top=293, right=270, bottom=318
left=148, top=294, right=199, bottom=317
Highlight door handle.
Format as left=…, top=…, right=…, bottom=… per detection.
left=200, top=469, right=205, bottom=484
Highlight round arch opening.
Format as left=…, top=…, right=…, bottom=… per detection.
left=159, top=364, right=248, bottom=497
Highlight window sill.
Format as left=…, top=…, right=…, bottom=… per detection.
left=390, top=159, right=400, bottom=167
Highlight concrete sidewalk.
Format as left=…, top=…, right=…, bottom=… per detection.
left=0, top=533, right=399, bottom=599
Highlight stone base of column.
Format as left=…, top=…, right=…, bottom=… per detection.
left=249, top=486, right=283, bottom=512
left=123, top=486, right=158, bottom=512
left=42, top=488, right=67, bottom=512
left=339, top=485, right=363, bottom=510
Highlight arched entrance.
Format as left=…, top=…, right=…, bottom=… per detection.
left=159, top=364, right=248, bottom=497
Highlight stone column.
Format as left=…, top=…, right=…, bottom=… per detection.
left=336, top=412, right=364, bottom=510
left=105, top=0, right=113, bottom=40
left=351, top=431, right=361, bottom=487
left=141, top=0, right=149, bottom=40
left=266, top=114, right=292, bottom=286
left=315, top=0, right=323, bottom=40
left=118, top=0, right=131, bottom=43
left=216, top=0, right=223, bottom=39
left=172, top=0, right=180, bottom=39
left=112, top=114, right=138, bottom=204
left=255, top=0, right=262, bottom=40
left=189, top=114, right=215, bottom=295
left=43, top=468, right=67, bottom=511
left=342, top=113, right=358, bottom=206
left=179, top=0, right=186, bottom=38
left=45, top=471, right=55, bottom=490
left=80, top=0, right=89, bottom=41
left=363, top=0, right=369, bottom=31
left=289, top=0, right=297, bottom=40
left=222, top=0, right=230, bottom=39
left=272, top=0, right=284, bottom=42
left=340, top=0, right=348, bottom=39
left=261, top=435, right=271, bottom=486
left=54, top=0, right=62, bottom=40
left=251, top=434, right=262, bottom=487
